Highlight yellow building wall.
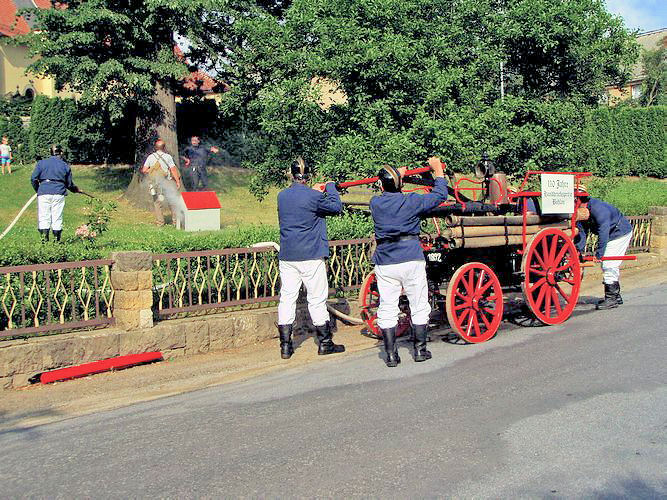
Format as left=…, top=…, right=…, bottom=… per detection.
left=0, top=41, right=75, bottom=98
left=607, top=85, right=630, bottom=102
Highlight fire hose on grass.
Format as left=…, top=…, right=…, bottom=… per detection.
left=0, top=190, right=100, bottom=241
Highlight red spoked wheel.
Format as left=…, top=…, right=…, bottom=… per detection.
left=445, top=262, right=504, bottom=343
left=358, top=271, right=412, bottom=338
left=522, top=228, right=581, bottom=325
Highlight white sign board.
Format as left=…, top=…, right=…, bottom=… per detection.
left=540, top=174, right=574, bottom=214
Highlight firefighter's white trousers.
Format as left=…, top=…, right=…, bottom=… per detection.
left=602, top=230, right=633, bottom=284
left=278, top=259, right=330, bottom=327
left=375, top=260, right=430, bottom=329
left=37, top=194, right=65, bottom=231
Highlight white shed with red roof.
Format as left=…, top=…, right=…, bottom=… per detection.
left=180, top=191, right=221, bottom=232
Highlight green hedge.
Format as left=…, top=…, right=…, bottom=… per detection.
left=26, top=96, right=224, bottom=164
left=28, top=95, right=114, bottom=163
left=0, top=212, right=374, bottom=267
left=0, top=97, right=30, bottom=163
left=581, top=106, right=667, bottom=178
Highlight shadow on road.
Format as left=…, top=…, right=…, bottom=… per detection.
left=0, top=407, right=63, bottom=439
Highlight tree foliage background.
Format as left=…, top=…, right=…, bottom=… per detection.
left=640, top=42, right=667, bottom=107
left=219, top=0, right=638, bottom=195
left=16, top=0, right=643, bottom=194
left=17, top=0, right=241, bottom=166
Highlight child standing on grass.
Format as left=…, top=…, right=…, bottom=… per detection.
left=1, top=136, right=12, bottom=174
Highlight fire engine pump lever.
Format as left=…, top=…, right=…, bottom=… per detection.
left=334, top=164, right=474, bottom=203
left=582, top=256, right=637, bottom=261
left=335, top=166, right=432, bottom=190
left=580, top=255, right=637, bottom=268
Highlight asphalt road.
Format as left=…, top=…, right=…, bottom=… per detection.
left=1, top=284, right=666, bottom=498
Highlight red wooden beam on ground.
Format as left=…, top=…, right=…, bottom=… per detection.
left=40, top=352, right=163, bottom=384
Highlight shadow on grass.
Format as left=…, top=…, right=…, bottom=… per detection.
left=82, top=164, right=135, bottom=193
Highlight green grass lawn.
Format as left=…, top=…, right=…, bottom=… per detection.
left=1, top=163, right=664, bottom=265
left=0, top=163, right=280, bottom=245
left=587, top=177, right=667, bottom=216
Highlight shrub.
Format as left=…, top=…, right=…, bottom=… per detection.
left=28, top=95, right=134, bottom=164
left=0, top=96, right=30, bottom=163
left=581, top=106, right=667, bottom=178
left=0, top=209, right=375, bottom=267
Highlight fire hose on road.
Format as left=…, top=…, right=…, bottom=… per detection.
left=251, top=242, right=365, bottom=325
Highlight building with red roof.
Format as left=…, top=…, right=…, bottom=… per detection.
left=0, top=0, right=68, bottom=98
left=1, top=2, right=227, bottom=101
left=173, top=46, right=229, bottom=103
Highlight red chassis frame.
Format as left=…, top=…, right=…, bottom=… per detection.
left=345, top=164, right=636, bottom=339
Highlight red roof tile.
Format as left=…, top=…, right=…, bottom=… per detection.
left=0, top=0, right=31, bottom=36
left=174, top=45, right=229, bottom=94
left=2, top=2, right=228, bottom=94
left=181, top=191, right=221, bottom=210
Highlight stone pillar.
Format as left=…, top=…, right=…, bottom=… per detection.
left=649, top=207, right=667, bottom=256
left=110, top=251, right=154, bottom=330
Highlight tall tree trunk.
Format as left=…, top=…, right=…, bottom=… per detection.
left=124, top=83, right=181, bottom=211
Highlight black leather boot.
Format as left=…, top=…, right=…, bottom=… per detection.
left=596, top=282, right=620, bottom=310
left=278, top=324, right=294, bottom=359
left=316, top=321, right=345, bottom=355
left=39, top=229, right=49, bottom=242
left=52, top=230, right=62, bottom=242
left=615, top=281, right=623, bottom=305
left=413, top=324, right=432, bottom=362
left=381, top=326, right=400, bottom=367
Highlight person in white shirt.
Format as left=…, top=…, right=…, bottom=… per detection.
left=140, top=139, right=182, bottom=226
left=1, top=136, right=12, bottom=175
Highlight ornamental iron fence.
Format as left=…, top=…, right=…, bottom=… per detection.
left=0, top=259, right=115, bottom=338
left=152, top=239, right=374, bottom=318
left=583, top=215, right=653, bottom=254
left=0, top=214, right=654, bottom=338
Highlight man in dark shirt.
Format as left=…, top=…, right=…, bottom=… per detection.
left=575, top=196, right=633, bottom=309
left=370, top=157, right=447, bottom=367
left=276, top=157, right=344, bottom=359
left=181, top=136, right=219, bottom=191
left=30, top=145, right=79, bottom=242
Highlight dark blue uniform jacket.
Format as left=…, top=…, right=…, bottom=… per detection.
left=370, top=177, right=448, bottom=265
left=278, top=182, right=343, bottom=261
left=183, top=145, right=209, bottom=169
left=31, top=156, right=77, bottom=196
left=575, top=197, right=632, bottom=259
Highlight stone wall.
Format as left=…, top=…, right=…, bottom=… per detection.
left=0, top=296, right=357, bottom=390
left=110, top=251, right=154, bottom=330
left=649, top=206, right=667, bottom=256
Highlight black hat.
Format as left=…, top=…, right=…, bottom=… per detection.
left=50, top=144, right=63, bottom=156
left=291, top=156, right=310, bottom=180
left=378, top=165, right=402, bottom=192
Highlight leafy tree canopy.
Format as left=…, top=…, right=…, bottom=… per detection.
left=221, top=0, right=638, bottom=196
left=19, top=1, right=240, bottom=122
left=640, top=42, right=667, bottom=107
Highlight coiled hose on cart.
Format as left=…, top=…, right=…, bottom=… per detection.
left=252, top=242, right=365, bottom=325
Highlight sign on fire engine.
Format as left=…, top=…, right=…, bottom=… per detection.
left=540, top=174, right=574, bottom=214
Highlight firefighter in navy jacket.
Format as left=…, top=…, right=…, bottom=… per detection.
left=276, top=157, right=344, bottom=359
left=30, top=145, right=79, bottom=242
left=370, top=157, right=448, bottom=367
left=575, top=195, right=633, bottom=309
